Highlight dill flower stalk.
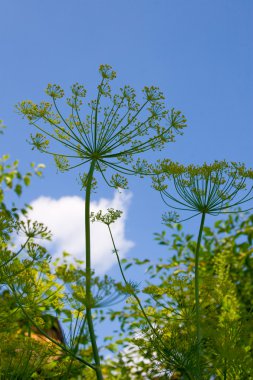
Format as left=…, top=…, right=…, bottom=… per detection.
left=153, top=159, right=253, bottom=378
left=17, top=65, right=186, bottom=379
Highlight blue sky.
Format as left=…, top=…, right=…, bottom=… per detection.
left=1, top=1, right=253, bottom=282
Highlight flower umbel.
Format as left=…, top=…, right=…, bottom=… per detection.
left=17, top=65, right=186, bottom=189
left=90, top=208, right=123, bottom=226
left=17, top=219, right=52, bottom=240
left=153, top=160, right=253, bottom=220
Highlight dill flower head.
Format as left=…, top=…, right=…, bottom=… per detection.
left=90, top=208, right=122, bottom=226
left=17, top=65, right=186, bottom=189
left=153, top=160, right=253, bottom=221
left=17, top=219, right=52, bottom=240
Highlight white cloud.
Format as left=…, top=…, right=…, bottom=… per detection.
left=25, top=191, right=134, bottom=274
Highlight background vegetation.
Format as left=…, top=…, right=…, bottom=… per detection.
left=1, top=122, right=252, bottom=379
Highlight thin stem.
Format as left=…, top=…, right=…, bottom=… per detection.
left=10, top=286, right=95, bottom=370
left=74, top=104, right=94, bottom=151
left=101, top=100, right=149, bottom=150
left=85, top=160, right=103, bottom=380
left=105, top=115, right=152, bottom=153
left=30, top=121, right=79, bottom=153
left=103, top=124, right=173, bottom=159
left=0, top=237, right=30, bottom=268
left=108, top=224, right=195, bottom=378
left=65, top=315, right=87, bottom=378
left=52, top=98, right=89, bottom=149
left=94, top=80, right=104, bottom=150
left=223, top=358, right=227, bottom=380
left=107, top=225, right=163, bottom=344
left=195, top=212, right=206, bottom=379
left=97, top=99, right=126, bottom=151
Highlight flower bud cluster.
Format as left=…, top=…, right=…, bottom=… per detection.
left=90, top=208, right=123, bottom=225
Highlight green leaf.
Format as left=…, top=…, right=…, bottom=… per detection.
left=23, top=175, right=31, bottom=186
left=14, top=184, right=22, bottom=196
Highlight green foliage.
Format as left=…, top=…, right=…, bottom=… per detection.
left=108, top=213, right=253, bottom=379
left=151, top=159, right=253, bottom=378
left=0, top=153, right=44, bottom=203
left=1, top=138, right=253, bottom=378
left=0, top=131, right=131, bottom=378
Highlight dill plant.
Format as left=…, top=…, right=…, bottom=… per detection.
left=115, top=214, right=253, bottom=379
left=17, top=65, right=186, bottom=379
left=90, top=208, right=158, bottom=337
left=0, top=137, right=62, bottom=378
left=153, top=159, right=253, bottom=378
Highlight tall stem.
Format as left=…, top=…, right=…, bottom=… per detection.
left=85, top=160, right=103, bottom=380
left=195, top=212, right=206, bottom=379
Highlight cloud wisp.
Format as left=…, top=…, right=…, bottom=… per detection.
left=24, top=191, right=133, bottom=274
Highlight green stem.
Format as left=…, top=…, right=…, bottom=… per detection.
left=10, top=287, right=95, bottom=370
left=108, top=225, right=194, bottom=379
left=85, top=160, right=103, bottom=380
left=65, top=316, right=87, bottom=379
left=107, top=225, right=162, bottom=343
left=0, top=237, right=30, bottom=268
left=195, top=212, right=206, bottom=379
